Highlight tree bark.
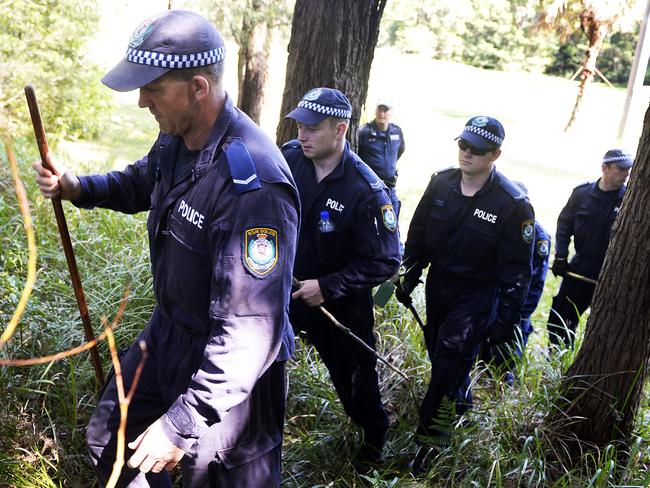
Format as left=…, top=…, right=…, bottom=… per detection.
left=237, top=0, right=272, bottom=124
left=275, top=0, right=387, bottom=149
left=556, top=102, right=650, bottom=454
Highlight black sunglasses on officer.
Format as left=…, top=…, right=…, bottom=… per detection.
left=457, top=139, right=497, bottom=156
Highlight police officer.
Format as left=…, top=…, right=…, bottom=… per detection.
left=395, top=116, right=534, bottom=468
left=33, top=10, right=299, bottom=487
left=281, top=88, right=401, bottom=469
left=357, top=100, right=406, bottom=217
left=481, top=182, right=551, bottom=384
left=547, top=149, right=633, bottom=348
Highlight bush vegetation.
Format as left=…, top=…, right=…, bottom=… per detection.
left=1, top=1, right=650, bottom=486
left=381, top=0, right=649, bottom=86
left=2, top=135, right=650, bottom=485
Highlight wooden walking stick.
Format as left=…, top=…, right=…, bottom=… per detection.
left=24, top=85, right=105, bottom=385
left=292, top=278, right=410, bottom=382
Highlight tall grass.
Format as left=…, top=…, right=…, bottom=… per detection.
left=1, top=53, right=650, bottom=486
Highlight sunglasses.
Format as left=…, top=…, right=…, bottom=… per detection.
left=457, top=139, right=494, bottom=156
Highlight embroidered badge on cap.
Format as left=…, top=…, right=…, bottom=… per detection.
left=303, top=88, right=322, bottom=101
left=537, top=239, right=549, bottom=257
left=472, top=116, right=489, bottom=127
left=244, top=227, right=278, bottom=277
left=129, top=20, right=154, bottom=48
left=381, top=204, right=397, bottom=232
left=521, top=219, right=535, bottom=244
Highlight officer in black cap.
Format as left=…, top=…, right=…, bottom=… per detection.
left=33, top=10, right=299, bottom=487
left=395, top=116, right=534, bottom=470
left=281, top=87, right=401, bottom=470
left=546, top=149, right=633, bottom=348
left=358, top=99, right=406, bottom=217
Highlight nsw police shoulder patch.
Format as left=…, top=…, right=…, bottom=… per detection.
left=243, top=227, right=278, bottom=277
left=537, top=239, right=550, bottom=257
left=381, top=204, right=397, bottom=232
left=521, top=219, right=535, bottom=244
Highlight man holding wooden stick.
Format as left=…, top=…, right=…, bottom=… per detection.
left=33, top=10, right=299, bottom=487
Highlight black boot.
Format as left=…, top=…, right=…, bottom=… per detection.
left=353, top=428, right=387, bottom=474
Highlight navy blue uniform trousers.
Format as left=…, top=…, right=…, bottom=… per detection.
left=290, top=293, right=389, bottom=444
left=548, top=277, right=595, bottom=347
left=418, top=274, right=496, bottom=437
left=87, top=308, right=286, bottom=487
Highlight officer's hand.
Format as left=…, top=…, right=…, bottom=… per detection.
left=394, top=280, right=415, bottom=307
left=292, top=279, right=325, bottom=307
left=486, top=319, right=515, bottom=347
left=551, top=258, right=568, bottom=277
left=32, top=156, right=81, bottom=200
left=127, top=418, right=186, bottom=474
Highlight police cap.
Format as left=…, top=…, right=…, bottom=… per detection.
left=603, top=149, right=634, bottom=169
left=285, top=87, right=352, bottom=126
left=457, top=116, right=505, bottom=150
left=102, top=10, right=226, bottom=92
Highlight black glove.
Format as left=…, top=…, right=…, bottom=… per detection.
left=551, top=257, right=568, bottom=277
left=486, top=319, right=515, bottom=347
left=395, top=279, right=417, bottom=307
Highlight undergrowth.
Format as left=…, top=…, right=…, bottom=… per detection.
left=1, top=143, right=650, bottom=487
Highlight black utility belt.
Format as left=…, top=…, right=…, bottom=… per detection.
left=383, top=177, right=397, bottom=188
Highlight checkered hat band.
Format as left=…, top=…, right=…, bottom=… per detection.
left=464, top=126, right=503, bottom=145
left=603, top=155, right=632, bottom=164
left=298, top=100, right=352, bottom=119
left=126, top=47, right=226, bottom=68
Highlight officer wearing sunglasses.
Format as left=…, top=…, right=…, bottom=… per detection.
left=395, top=116, right=534, bottom=472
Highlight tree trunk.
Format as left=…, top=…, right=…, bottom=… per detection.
left=554, top=102, right=650, bottom=455
left=564, top=8, right=609, bottom=131
left=237, top=0, right=272, bottom=124
left=275, top=0, right=387, bottom=149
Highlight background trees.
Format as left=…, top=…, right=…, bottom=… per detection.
left=0, top=0, right=110, bottom=141
left=201, top=0, right=293, bottom=124
left=537, top=0, right=637, bottom=129
left=275, top=0, right=387, bottom=147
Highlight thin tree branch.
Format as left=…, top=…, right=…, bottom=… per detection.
left=105, top=321, right=148, bottom=488
left=0, top=288, right=130, bottom=366
left=0, top=136, right=38, bottom=350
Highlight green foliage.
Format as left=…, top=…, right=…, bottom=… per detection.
left=0, top=139, right=153, bottom=485
left=193, top=0, right=294, bottom=45
left=545, top=24, right=650, bottom=86
left=0, top=0, right=111, bottom=141
left=380, top=0, right=559, bottom=72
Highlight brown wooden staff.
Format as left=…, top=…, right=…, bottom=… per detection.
left=24, top=85, right=105, bottom=385
left=292, top=277, right=410, bottom=382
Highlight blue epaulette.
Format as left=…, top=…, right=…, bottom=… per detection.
left=224, top=138, right=262, bottom=194
left=498, top=176, right=526, bottom=200
left=354, top=160, right=384, bottom=192
left=574, top=181, right=591, bottom=190
left=281, top=139, right=301, bottom=152
left=432, top=166, right=455, bottom=177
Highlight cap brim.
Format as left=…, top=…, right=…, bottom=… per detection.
left=285, top=107, right=328, bottom=126
left=101, top=58, right=170, bottom=92
left=456, top=131, right=496, bottom=150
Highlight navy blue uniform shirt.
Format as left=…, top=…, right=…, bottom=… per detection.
left=403, top=167, right=534, bottom=327
left=523, top=221, right=551, bottom=319
left=74, top=95, right=299, bottom=450
left=357, top=121, right=405, bottom=186
left=281, top=140, right=401, bottom=299
left=555, top=180, right=625, bottom=279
